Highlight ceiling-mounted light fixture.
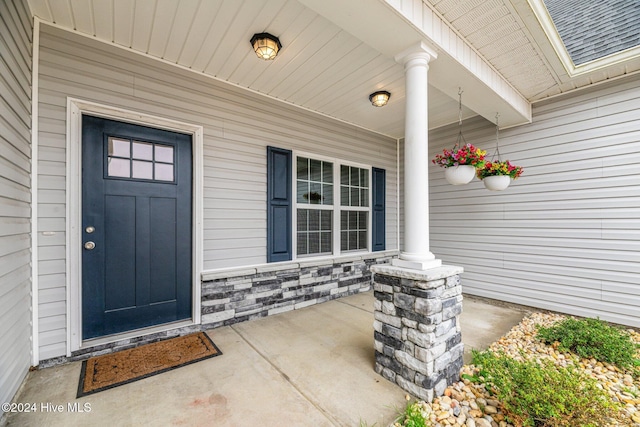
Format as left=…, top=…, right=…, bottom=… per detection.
left=250, top=32, right=282, bottom=60
left=369, top=91, right=391, bottom=107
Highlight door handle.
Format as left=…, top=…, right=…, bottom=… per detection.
left=84, top=241, right=96, bottom=250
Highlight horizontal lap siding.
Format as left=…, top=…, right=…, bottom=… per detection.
left=0, top=0, right=32, bottom=405
left=429, top=76, right=640, bottom=327
left=37, top=26, right=398, bottom=359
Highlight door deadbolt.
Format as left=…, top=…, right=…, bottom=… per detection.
left=85, top=226, right=95, bottom=233
left=84, top=241, right=96, bottom=250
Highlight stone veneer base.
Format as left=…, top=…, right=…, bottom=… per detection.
left=200, top=252, right=396, bottom=328
left=371, top=264, right=464, bottom=402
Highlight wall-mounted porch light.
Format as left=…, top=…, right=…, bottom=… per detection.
left=369, top=91, right=391, bottom=107
left=250, top=33, right=282, bottom=60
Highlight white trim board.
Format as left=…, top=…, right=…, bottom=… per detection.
left=31, top=16, right=41, bottom=367
left=65, top=98, right=204, bottom=354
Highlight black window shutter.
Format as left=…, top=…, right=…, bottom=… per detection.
left=372, top=167, right=386, bottom=252
left=267, top=146, right=292, bottom=262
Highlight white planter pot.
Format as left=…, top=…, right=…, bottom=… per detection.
left=444, top=165, right=476, bottom=185
left=483, top=175, right=511, bottom=191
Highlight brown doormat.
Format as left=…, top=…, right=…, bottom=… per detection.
left=77, top=332, right=221, bottom=397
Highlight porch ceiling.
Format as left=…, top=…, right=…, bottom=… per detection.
left=26, top=0, right=508, bottom=138
left=26, top=0, right=640, bottom=137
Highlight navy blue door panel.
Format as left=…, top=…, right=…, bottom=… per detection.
left=82, top=115, right=192, bottom=339
left=104, top=195, right=136, bottom=310
left=372, top=167, right=386, bottom=252
left=149, top=197, right=178, bottom=304
left=267, top=147, right=292, bottom=262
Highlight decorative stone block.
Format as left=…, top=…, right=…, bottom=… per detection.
left=371, top=264, right=464, bottom=402
left=201, top=254, right=395, bottom=329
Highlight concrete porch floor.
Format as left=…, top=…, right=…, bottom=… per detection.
left=4, top=291, right=528, bottom=427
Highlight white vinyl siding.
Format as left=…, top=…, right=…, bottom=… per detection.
left=36, top=25, right=398, bottom=360
left=429, top=76, right=640, bottom=328
left=0, top=0, right=32, bottom=405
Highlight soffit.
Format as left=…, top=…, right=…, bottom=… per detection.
left=426, top=0, right=640, bottom=102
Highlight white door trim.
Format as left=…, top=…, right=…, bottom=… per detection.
left=66, top=98, right=204, bottom=354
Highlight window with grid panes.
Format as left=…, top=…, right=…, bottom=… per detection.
left=296, top=157, right=333, bottom=256
left=340, top=165, right=369, bottom=251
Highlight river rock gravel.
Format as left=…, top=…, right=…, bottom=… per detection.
left=394, top=312, right=640, bottom=427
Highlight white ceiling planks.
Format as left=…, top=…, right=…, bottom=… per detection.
left=27, top=0, right=489, bottom=136
left=68, top=0, right=93, bottom=35
left=130, top=0, right=156, bottom=52
left=161, top=0, right=201, bottom=63
left=31, top=0, right=640, bottom=136
left=92, top=0, right=114, bottom=42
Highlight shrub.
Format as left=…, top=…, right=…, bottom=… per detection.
left=537, top=317, right=640, bottom=369
left=470, top=350, right=620, bottom=427
left=393, top=399, right=431, bottom=427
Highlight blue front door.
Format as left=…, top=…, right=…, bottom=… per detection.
left=81, top=115, right=192, bottom=339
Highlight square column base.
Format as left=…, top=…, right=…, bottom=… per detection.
left=371, top=264, right=464, bottom=402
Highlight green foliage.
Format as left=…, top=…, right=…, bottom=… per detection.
left=394, top=400, right=431, bottom=427
left=470, top=350, right=620, bottom=427
left=537, top=317, right=640, bottom=369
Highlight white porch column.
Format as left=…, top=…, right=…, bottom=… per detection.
left=393, top=42, right=442, bottom=270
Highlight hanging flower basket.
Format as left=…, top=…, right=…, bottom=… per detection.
left=482, top=175, right=511, bottom=191
left=432, top=143, right=486, bottom=185
left=476, top=160, right=524, bottom=191
left=444, top=164, right=477, bottom=185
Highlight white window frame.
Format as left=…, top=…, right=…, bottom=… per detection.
left=292, top=150, right=372, bottom=260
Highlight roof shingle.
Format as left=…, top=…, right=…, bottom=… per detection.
left=543, top=0, right=640, bottom=65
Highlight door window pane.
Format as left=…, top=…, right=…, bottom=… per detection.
left=155, top=145, right=173, bottom=163
left=155, top=163, right=174, bottom=181
left=108, top=157, right=130, bottom=178
left=132, top=141, right=153, bottom=160
left=109, top=138, right=130, bottom=157
left=132, top=160, right=153, bottom=179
